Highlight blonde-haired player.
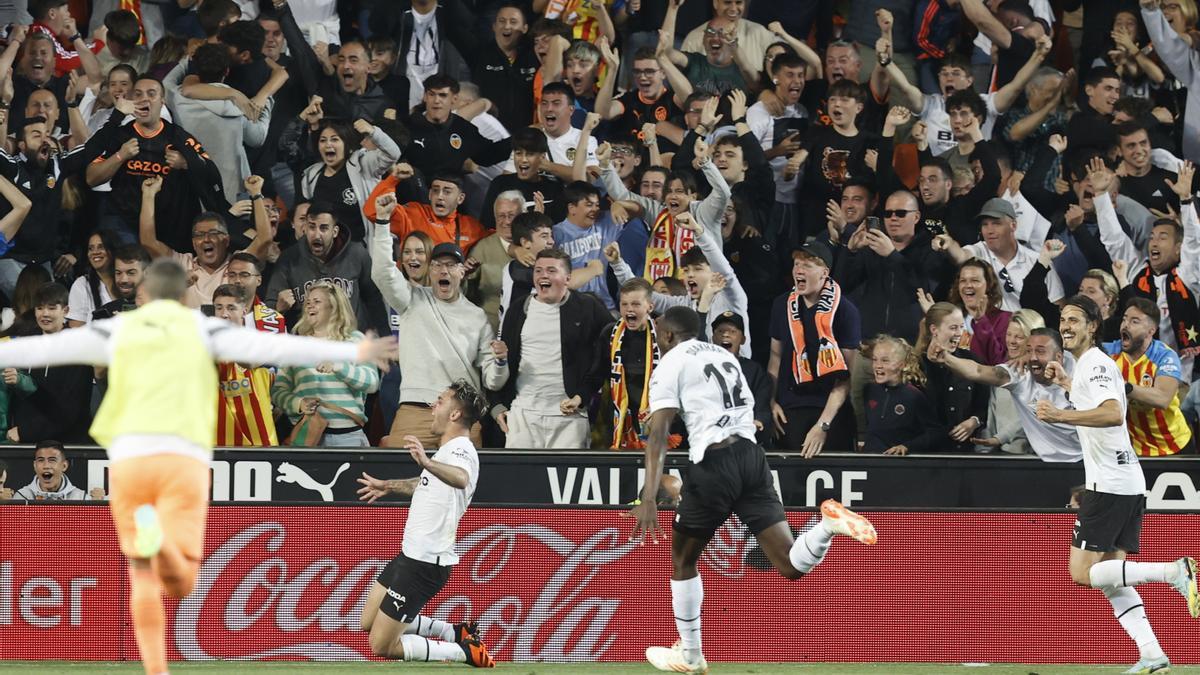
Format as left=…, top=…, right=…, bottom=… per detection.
left=0, top=259, right=397, bottom=675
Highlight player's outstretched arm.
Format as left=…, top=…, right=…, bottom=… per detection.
left=0, top=324, right=111, bottom=368
left=208, top=321, right=398, bottom=370
left=357, top=472, right=419, bottom=502
left=626, top=407, right=676, bottom=544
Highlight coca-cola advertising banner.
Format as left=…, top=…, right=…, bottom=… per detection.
left=2, top=504, right=1199, bottom=664
left=6, top=447, right=1200, bottom=508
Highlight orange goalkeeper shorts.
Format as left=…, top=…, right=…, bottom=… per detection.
left=107, top=454, right=210, bottom=561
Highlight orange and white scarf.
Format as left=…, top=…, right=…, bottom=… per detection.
left=643, top=209, right=696, bottom=282
left=609, top=319, right=659, bottom=449
left=788, top=279, right=847, bottom=383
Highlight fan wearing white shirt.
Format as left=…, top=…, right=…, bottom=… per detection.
left=629, top=306, right=877, bottom=674
left=1034, top=295, right=1199, bottom=675
left=355, top=380, right=496, bottom=669
left=934, top=197, right=1064, bottom=312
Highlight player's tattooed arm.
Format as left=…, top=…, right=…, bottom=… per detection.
left=386, top=478, right=420, bottom=496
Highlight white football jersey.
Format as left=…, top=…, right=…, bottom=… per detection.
left=1070, top=347, right=1146, bottom=495
left=649, top=339, right=757, bottom=463
left=402, top=435, right=479, bottom=565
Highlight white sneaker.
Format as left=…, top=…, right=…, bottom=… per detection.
left=820, top=499, right=877, bottom=545
left=646, top=642, right=708, bottom=674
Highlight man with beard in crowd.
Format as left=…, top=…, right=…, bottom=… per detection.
left=224, top=252, right=286, bottom=334
left=140, top=175, right=275, bottom=309
left=931, top=327, right=1082, bottom=462
left=0, top=116, right=90, bottom=298
left=93, top=245, right=150, bottom=319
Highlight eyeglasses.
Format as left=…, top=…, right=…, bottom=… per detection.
left=191, top=230, right=228, bottom=240
left=632, top=68, right=660, bottom=77
left=998, top=268, right=1016, bottom=294
left=882, top=209, right=914, bottom=218
left=226, top=271, right=260, bottom=280
left=611, top=146, right=635, bottom=156
left=429, top=260, right=460, bottom=271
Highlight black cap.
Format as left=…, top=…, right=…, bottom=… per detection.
left=794, top=239, right=833, bottom=269
left=430, top=242, right=465, bottom=263
left=711, top=310, right=744, bottom=333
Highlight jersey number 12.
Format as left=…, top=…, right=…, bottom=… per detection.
left=704, top=362, right=747, bottom=409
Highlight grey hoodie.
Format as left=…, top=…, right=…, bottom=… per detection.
left=265, top=227, right=388, bottom=334
left=164, top=62, right=273, bottom=204
left=14, top=474, right=87, bottom=500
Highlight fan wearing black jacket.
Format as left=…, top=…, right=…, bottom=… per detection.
left=84, top=79, right=230, bottom=255
left=491, top=248, right=611, bottom=449
left=404, top=74, right=513, bottom=181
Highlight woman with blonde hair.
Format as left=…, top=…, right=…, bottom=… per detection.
left=271, top=282, right=380, bottom=447
left=1080, top=268, right=1122, bottom=341
left=917, top=302, right=990, bottom=452
left=863, top=335, right=943, bottom=456
left=975, top=308, right=1045, bottom=455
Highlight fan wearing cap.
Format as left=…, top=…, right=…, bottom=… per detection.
left=492, top=248, right=611, bottom=449
left=370, top=193, right=510, bottom=449
left=933, top=196, right=1065, bottom=312
left=711, top=310, right=772, bottom=441
left=1090, top=158, right=1200, bottom=381
left=767, top=239, right=861, bottom=456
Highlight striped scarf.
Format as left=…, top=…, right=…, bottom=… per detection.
left=643, top=209, right=696, bottom=282
left=609, top=319, right=659, bottom=449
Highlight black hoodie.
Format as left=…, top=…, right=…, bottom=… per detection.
left=265, top=229, right=389, bottom=335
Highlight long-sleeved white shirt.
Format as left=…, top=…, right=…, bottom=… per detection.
left=0, top=311, right=361, bottom=462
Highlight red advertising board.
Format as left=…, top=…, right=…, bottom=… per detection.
left=2, top=505, right=1199, bottom=664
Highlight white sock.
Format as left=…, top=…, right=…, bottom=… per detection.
left=1104, top=586, right=1166, bottom=660
left=788, top=520, right=833, bottom=573
left=404, top=615, right=456, bottom=642
left=1090, top=560, right=1177, bottom=588
left=671, top=576, right=703, bottom=663
left=399, top=634, right=467, bottom=663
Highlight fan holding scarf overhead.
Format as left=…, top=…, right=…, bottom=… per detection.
left=767, top=240, right=862, bottom=457
left=598, top=136, right=732, bottom=282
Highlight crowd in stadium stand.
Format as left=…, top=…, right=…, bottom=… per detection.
left=0, top=0, right=1196, bottom=462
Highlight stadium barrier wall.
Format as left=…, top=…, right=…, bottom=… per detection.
left=2, top=504, right=1199, bottom=664
left=4, top=447, right=1200, bottom=508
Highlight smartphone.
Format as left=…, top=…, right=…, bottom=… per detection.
left=867, top=216, right=883, bottom=232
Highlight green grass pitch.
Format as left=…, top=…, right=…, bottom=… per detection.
left=3, top=663, right=1200, bottom=674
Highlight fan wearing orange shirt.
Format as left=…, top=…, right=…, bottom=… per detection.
left=364, top=167, right=488, bottom=254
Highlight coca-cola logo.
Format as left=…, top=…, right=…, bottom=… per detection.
left=173, top=519, right=640, bottom=662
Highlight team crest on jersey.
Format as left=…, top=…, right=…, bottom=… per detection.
left=449, top=133, right=463, bottom=149
left=342, top=188, right=357, bottom=206
left=566, top=147, right=577, bottom=161
left=894, top=404, right=906, bottom=416
left=654, top=106, right=668, bottom=121
left=45, top=176, right=56, bottom=189
left=1141, top=372, right=1154, bottom=387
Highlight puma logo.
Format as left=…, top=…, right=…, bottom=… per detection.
left=276, top=462, right=350, bottom=501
